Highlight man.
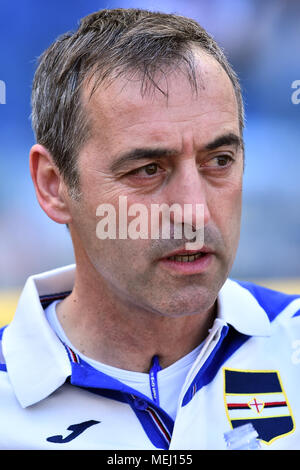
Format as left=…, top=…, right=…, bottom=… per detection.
left=0, top=8, right=299, bottom=450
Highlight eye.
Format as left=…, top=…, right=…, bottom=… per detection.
left=216, top=155, right=232, bottom=166
left=130, top=163, right=160, bottom=176
left=204, top=154, right=234, bottom=168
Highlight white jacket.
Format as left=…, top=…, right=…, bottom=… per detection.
left=1, top=264, right=300, bottom=450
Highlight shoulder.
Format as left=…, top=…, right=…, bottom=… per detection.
left=234, top=279, right=300, bottom=323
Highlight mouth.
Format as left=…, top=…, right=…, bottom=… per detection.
left=167, top=251, right=205, bottom=262
left=158, top=247, right=214, bottom=274
left=162, top=247, right=212, bottom=261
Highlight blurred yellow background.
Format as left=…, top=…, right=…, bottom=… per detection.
left=1, top=278, right=299, bottom=327
left=0, top=290, right=21, bottom=327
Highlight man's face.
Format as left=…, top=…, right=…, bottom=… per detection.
left=68, top=51, right=244, bottom=317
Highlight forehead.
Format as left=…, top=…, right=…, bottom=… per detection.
left=81, top=51, right=240, bottom=156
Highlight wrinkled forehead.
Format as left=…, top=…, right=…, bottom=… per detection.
left=82, top=50, right=237, bottom=119
left=79, top=50, right=240, bottom=153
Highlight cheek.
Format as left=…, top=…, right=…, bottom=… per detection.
left=90, top=238, right=153, bottom=297
left=93, top=198, right=153, bottom=273
left=208, top=180, right=242, bottom=238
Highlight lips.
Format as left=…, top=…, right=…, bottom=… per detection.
left=168, top=252, right=203, bottom=262
left=160, top=247, right=213, bottom=262
left=156, top=246, right=214, bottom=275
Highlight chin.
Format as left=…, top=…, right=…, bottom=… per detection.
left=148, top=289, right=218, bottom=318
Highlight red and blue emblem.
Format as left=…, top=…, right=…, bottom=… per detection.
left=223, top=368, right=295, bottom=444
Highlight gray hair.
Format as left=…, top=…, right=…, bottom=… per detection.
left=31, top=8, right=244, bottom=197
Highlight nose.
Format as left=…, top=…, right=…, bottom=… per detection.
left=167, top=159, right=211, bottom=230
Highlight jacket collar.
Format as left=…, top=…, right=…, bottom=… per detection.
left=2, top=266, right=270, bottom=408
left=218, top=278, right=271, bottom=337
left=2, top=265, right=75, bottom=408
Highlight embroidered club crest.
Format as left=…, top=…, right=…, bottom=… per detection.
left=223, top=368, right=295, bottom=444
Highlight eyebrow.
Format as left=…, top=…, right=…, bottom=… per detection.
left=110, top=147, right=179, bottom=173
left=205, top=132, right=243, bottom=151
left=110, top=132, right=243, bottom=173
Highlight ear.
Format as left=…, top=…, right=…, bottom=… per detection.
left=29, top=144, right=72, bottom=224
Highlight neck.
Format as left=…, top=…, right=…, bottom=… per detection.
left=56, top=266, right=217, bottom=373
